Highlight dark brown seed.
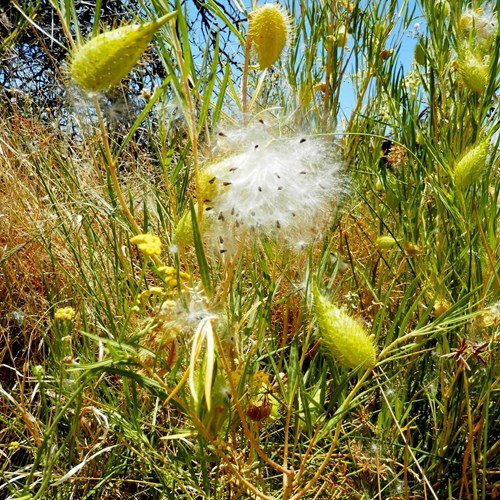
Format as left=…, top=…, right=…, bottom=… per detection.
left=276, top=220, right=281, bottom=228
left=258, top=186, right=262, bottom=192
left=218, top=212, right=225, bottom=221
left=218, top=132, right=227, bottom=137
left=208, top=177, right=216, bottom=184
left=205, top=206, right=213, bottom=211
left=223, top=181, right=232, bottom=186
left=300, top=138, right=306, bottom=143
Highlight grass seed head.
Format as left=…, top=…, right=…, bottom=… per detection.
left=70, top=13, right=175, bottom=92
left=248, top=4, right=291, bottom=69
left=312, top=282, right=376, bottom=370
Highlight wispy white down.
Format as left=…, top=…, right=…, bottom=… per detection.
left=203, top=122, right=344, bottom=253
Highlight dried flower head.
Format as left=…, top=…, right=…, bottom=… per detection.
left=385, top=144, right=408, bottom=170
left=200, top=122, right=344, bottom=254
left=312, top=282, right=376, bottom=370
left=248, top=3, right=291, bottom=69
left=70, top=12, right=176, bottom=92
left=130, top=233, right=163, bottom=256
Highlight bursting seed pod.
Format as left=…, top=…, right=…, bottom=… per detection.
left=312, top=282, right=376, bottom=370
left=71, top=12, right=176, bottom=92
left=247, top=3, right=291, bottom=69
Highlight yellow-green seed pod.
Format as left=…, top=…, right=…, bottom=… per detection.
left=335, top=26, right=349, bottom=47
left=175, top=207, right=195, bottom=249
left=458, top=52, right=488, bottom=94
left=71, top=12, right=176, bottom=92
left=312, top=283, right=376, bottom=370
left=248, top=4, right=290, bottom=69
left=375, top=235, right=397, bottom=250
left=414, top=38, right=426, bottom=66
left=454, top=139, right=489, bottom=191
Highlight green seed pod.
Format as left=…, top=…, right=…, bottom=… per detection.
left=312, top=283, right=376, bottom=370
left=375, top=235, right=398, bottom=250
left=175, top=206, right=195, bottom=249
left=414, top=38, right=426, bottom=66
left=458, top=51, right=488, bottom=94
left=454, top=139, right=489, bottom=191
left=71, top=12, right=176, bottom=92
left=248, top=4, right=290, bottom=69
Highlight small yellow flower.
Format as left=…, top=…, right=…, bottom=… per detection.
left=130, top=233, right=163, bottom=256
left=54, top=307, right=77, bottom=321
left=8, top=441, right=20, bottom=451
left=136, top=286, right=165, bottom=305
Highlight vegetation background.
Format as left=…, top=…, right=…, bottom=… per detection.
left=1, top=0, right=499, bottom=498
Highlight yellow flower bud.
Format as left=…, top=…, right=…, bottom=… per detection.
left=248, top=4, right=291, bottom=69
left=71, top=12, right=176, bottom=92
left=312, top=283, right=376, bottom=370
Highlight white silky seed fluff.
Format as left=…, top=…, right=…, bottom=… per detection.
left=203, top=123, right=343, bottom=254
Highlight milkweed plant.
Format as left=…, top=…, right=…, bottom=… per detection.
left=1, top=0, right=499, bottom=498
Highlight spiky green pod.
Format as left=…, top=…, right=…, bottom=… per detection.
left=71, top=12, right=176, bottom=92
left=458, top=51, right=488, bottom=94
left=454, top=139, right=489, bottom=191
left=375, top=235, right=397, bottom=250
left=312, top=283, right=376, bottom=370
left=175, top=206, right=196, bottom=249
left=248, top=4, right=290, bottom=69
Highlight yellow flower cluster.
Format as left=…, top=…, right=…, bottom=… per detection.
left=158, top=266, right=191, bottom=288
left=54, top=307, right=77, bottom=321
left=130, top=233, right=162, bottom=256
left=136, top=286, right=165, bottom=304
